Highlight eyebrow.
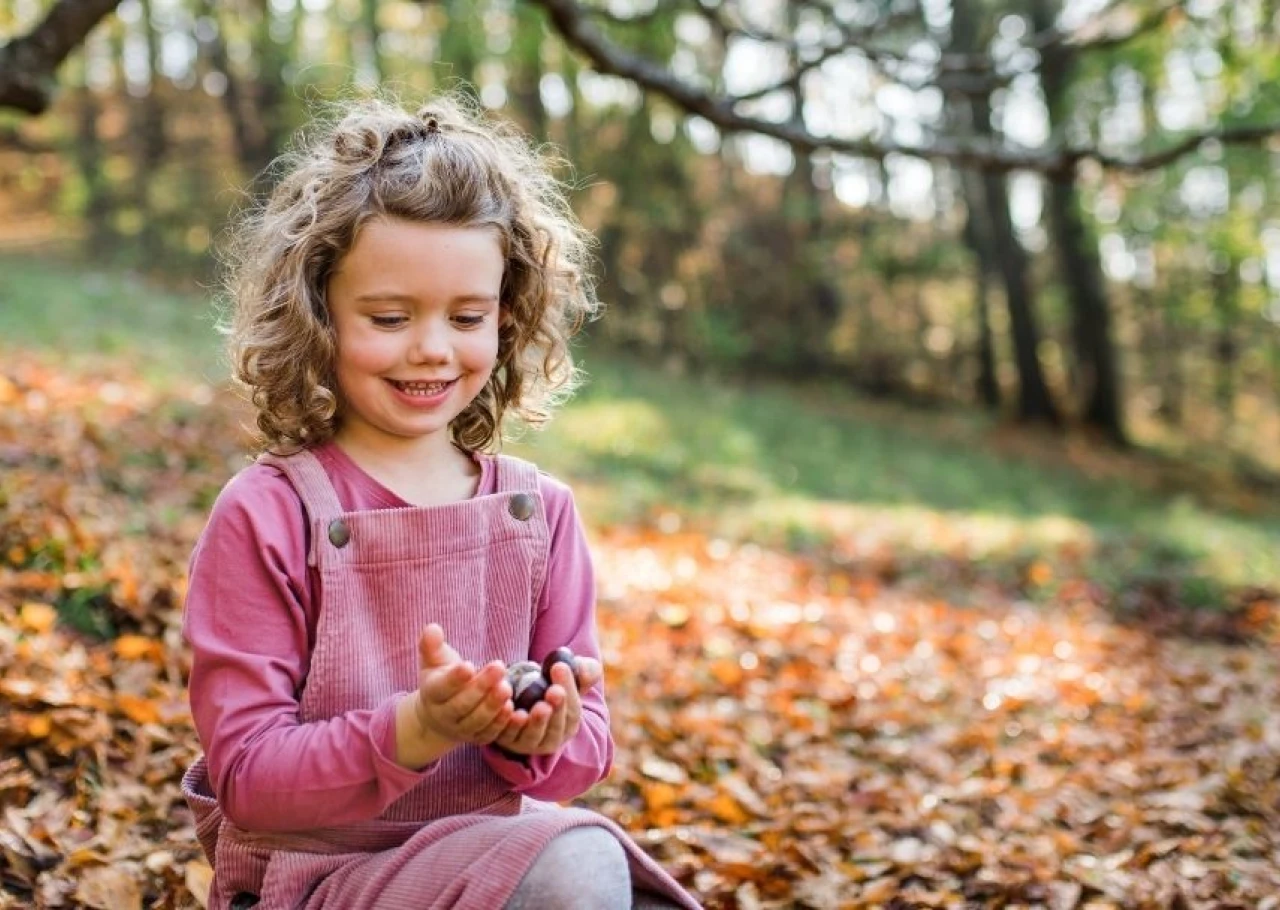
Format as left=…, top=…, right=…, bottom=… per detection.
left=354, top=292, right=500, bottom=304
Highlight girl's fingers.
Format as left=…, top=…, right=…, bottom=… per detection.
left=540, top=697, right=567, bottom=748
left=452, top=663, right=511, bottom=726
left=473, top=699, right=516, bottom=743
left=422, top=661, right=476, bottom=704
left=419, top=624, right=462, bottom=669
left=493, top=713, right=527, bottom=752
left=573, top=657, right=602, bottom=691
left=515, top=701, right=554, bottom=750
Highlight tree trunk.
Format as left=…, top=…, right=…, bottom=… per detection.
left=1153, top=285, right=1186, bottom=425
left=981, top=169, right=1061, bottom=424
left=949, top=0, right=1057, bottom=424
left=439, top=0, right=480, bottom=90
left=194, top=0, right=257, bottom=180
left=1031, top=0, right=1126, bottom=443
left=359, top=0, right=385, bottom=86
left=1044, top=178, right=1124, bottom=441
left=248, top=0, right=288, bottom=175
left=1212, top=266, right=1239, bottom=429
left=132, top=0, right=166, bottom=261
left=70, top=58, right=112, bottom=259
left=959, top=170, right=1001, bottom=409
left=509, top=5, right=548, bottom=140
left=782, top=16, right=840, bottom=374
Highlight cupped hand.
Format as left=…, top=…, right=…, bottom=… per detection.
left=412, top=624, right=515, bottom=746
left=492, top=660, right=587, bottom=757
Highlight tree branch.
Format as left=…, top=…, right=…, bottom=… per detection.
left=0, top=0, right=122, bottom=114
left=526, top=0, right=1280, bottom=175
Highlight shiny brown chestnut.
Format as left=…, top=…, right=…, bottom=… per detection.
left=512, top=673, right=548, bottom=711
left=541, top=647, right=578, bottom=683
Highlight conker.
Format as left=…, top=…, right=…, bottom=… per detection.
left=503, top=648, right=580, bottom=712
left=513, top=673, right=548, bottom=711
left=541, top=647, right=578, bottom=683
left=504, top=660, right=540, bottom=687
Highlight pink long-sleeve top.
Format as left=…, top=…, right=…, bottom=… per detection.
left=184, top=442, right=614, bottom=832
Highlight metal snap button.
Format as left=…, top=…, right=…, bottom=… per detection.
left=327, top=519, right=351, bottom=547
left=508, top=493, right=536, bottom=521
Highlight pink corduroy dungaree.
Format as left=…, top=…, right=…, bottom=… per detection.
left=181, top=449, right=700, bottom=909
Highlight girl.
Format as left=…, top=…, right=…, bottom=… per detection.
left=181, top=96, right=701, bottom=910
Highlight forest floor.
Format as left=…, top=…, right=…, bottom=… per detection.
left=2, top=259, right=1279, bottom=908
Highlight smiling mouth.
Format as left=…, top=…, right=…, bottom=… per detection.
left=388, top=379, right=456, bottom=396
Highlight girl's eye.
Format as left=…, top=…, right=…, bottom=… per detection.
left=453, top=314, right=486, bottom=328
left=370, top=315, right=407, bottom=328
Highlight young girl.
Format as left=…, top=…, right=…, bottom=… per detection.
left=181, top=96, right=701, bottom=910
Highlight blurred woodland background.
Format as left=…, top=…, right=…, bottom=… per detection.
left=2, top=0, right=1280, bottom=464
left=4, top=1, right=1280, bottom=907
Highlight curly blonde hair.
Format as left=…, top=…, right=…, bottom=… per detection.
left=222, top=94, right=597, bottom=453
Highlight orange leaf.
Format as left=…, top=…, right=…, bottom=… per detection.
left=1027, top=560, right=1054, bottom=587
left=116, top=694, right=161, bottom=725
left=185, top=861, right=213, bottom=908
left=18, top=602, right=57, bottom=634
left=642, top=781, right=680, bottom=813
left=114, top=635, right=160, bottom=662
left=706, top=791, right=750, bottom=825
left=708, top=659, right=743, bottom=687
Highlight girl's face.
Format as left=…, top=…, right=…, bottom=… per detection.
left=327, top=217, right=504, bottom=456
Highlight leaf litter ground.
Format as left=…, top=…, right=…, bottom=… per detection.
left=1, top=354, right=1277, bottom=909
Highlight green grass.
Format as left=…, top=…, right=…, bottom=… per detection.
left=0, top=252, right=225, bottom=382
left=3, top=253, right=1277, bottom=607
left=511, top=360, right=1279, bottom=602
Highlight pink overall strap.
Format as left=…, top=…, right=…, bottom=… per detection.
left=492, top=453, right=539, bottom=494
left=257, top=449, right=344, bottom=568
left=492, top=454, right=550, bottom=609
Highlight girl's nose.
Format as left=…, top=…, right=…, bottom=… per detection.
left=408, top=320, right=451, bottom=363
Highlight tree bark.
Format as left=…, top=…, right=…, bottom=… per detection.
left=950, top=0, right=1058, bottom=424
left=360, top=0, right=385, bottom=86
left=0, top=0, right=123, bottom=114
left=508, top=5, right=549, bottom=140
left=193, top=0, right=257, bottom=179
left=783, top=6, right=840, bottom=373
left=132, top=0, right=167, bottom=261
left=981, top=169, right=1061, bottom=423
left=1031, top=0, right=1126, bottom=443
left=439, top=0, right=480, bottom=90
left=960, top=172, right=1001, bottom=409
left=70, top=65, right=113, bottom=258
left=1212, top=266, right=1239, bottom=428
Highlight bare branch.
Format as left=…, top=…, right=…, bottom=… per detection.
left=0, top=0, right=122, bottom=114
left=526, top=0, right=1280, bottom=175
left=1058, top=0, right=1185, bottom=53
left=1093, top=120, right=1280, bottom=172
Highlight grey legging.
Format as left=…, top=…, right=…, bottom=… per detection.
left=504, top=828, right=686, bottom=909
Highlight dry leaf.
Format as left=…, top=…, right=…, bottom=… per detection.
left=185, top=860, right=213, bottom=908
left=73, top=865, right=142, bottom=910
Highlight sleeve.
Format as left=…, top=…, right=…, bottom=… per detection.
left=482, top=475, right=615, bottom=799
left=183, top=466, right=436, bottom=832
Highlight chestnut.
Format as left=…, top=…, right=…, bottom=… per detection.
left=513, top=673, right=548, bottom=711
left=541, top=647, right=578, bottom=683
left=504, top=660, right=540, bottom=688
left=503, top=648, right=580, bottom=713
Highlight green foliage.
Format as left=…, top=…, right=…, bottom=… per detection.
left=4, top=0, right=1280, bottom=483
